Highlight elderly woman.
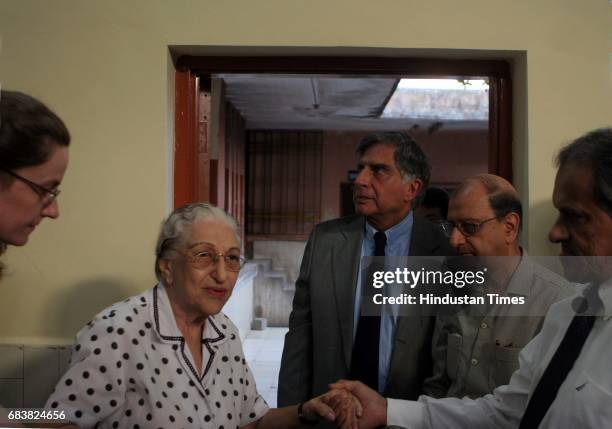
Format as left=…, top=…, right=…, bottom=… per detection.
left=46, top=203, right=358, bottom=429
left=0, top=89, right=70, bottom=278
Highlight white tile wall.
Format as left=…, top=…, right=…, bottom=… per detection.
left=0, top=379, right=23, bottom=408
left=58, top=346, right=72, bottom=377
left=0, top=344, right=71, bottom=408
left=23, top=346, right=62, bottom=407
left=0, top=345, right=23, bottom=378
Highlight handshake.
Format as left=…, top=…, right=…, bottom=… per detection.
left=300, top=380, right=387, bottom=429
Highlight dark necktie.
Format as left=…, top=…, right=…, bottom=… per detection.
left=350, top=231, right=387, bottom=392
left=519, top=290, right=601, bottom=428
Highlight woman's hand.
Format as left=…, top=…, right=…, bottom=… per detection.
left=329, top=380, right=387, bottom=429
left=302, top=388, right=363, bottom=429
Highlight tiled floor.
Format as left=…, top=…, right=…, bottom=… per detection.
left=242, top=327, right=288, bottom=408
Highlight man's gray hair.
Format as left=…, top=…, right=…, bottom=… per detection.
left=154, top=203, right=240, bottom=282
left=556, top=127, right=612, bottom=216
left=356, top=131, right=431, bottom=187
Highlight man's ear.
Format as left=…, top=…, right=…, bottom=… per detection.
left=404, top=178, right=424, bottom=203
left=158, top=259, right=174, bottom=286
left=503, top=212, right=520, bottom=243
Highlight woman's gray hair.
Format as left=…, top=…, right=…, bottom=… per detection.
left=154, top=203, right=240, bottom=282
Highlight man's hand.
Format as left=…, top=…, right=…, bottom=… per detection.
left=302, top=389, right=363, bottom=429
left=322, top=388, right=363, bottom=429
left=329, top=380, right=387, bottom=429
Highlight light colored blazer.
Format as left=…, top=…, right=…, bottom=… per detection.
left=278, top=214, right=455, bottom=408
left=423, top=253, right=576, bottom=399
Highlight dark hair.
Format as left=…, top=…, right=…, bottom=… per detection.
left=556, top=127, right=612, bottom=216
left=489, top=193, right=523, bottom=230
left=0, top=90, right=70, bottom=171
left=420, top=187, right=449, bottom=219
left=0, top=90, right=70, bottom=279
left=356, top=131, right=431, bottom=188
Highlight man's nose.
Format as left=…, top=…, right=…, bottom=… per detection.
left=449, top=225, right=465, bottom=249
left=354, top=168, right=370, bottom=187
left=548, top=217, right=568, bottom=243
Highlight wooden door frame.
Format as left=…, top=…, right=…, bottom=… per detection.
left=173, top=55, right=512, bottom=208
left=173, top=69, right=199, bottom=208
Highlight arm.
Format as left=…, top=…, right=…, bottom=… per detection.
left=333, top=332, right=538, bottom=429
left=278, top=230, right=316, bottom=406
left=243, top=391, right=362, bottom=429
left=242, top=405, right=321, bottom=429
left=44, top=319, right=127, bottom=429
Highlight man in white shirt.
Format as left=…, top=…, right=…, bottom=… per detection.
left=330, top=127, right=612, bottom=429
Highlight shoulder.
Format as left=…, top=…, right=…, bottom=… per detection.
left=209, top=312, right=248, bottom=358
left=301, top=216, right=363, bottom=253
left=210, top=312, right=241, bottom=341
left=530, top=260, right=577, bottom=299
left=537, top=292, right=579, bottom=331
left=74, top=287, right=154, bottom=343
left=312, top=215, right=363, bottom=235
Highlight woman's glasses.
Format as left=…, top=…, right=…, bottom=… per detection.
left=1, top=167, right=60, bottom=205
left=174, top=246, right=245, bottom=272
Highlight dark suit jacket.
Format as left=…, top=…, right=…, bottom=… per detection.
left=278, top=214, right=455, bottom=408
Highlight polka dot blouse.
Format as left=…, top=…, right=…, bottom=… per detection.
left=45, top=284, right=269, bottom=429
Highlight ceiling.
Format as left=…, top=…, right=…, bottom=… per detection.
left=217, top=74, right=488, bottom=132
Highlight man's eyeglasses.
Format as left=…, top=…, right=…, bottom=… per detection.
left=445, top=216, right=502, bottom=237
left=174, top=246, right=246, bottom=272
left=1, top=167, right=60, bottom=204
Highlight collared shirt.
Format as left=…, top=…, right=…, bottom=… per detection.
left=353, top=211, right=414, bottom=392
left=424, top=252, right=575, bottom=399
left=45, top=284, right=268, bottom=428
left=388, top=279, right=612, bottom=429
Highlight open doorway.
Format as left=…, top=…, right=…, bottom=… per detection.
left=172, top=55, right=512, bottom=406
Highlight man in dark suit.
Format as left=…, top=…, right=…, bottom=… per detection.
left=278, top=132, right=454, bottom=412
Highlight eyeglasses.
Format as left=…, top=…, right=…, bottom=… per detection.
left=447, top=216, right=501, bottom=237
left=1, top=167, right=60, bottom=205
left=174, top=246, right=246, bottom=272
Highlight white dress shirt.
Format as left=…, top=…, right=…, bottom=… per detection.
left=45, top=284, right=268, bottom=428
left=388, top=279, right=612, bottom=429
left=354, top=212, right=413, bottom=392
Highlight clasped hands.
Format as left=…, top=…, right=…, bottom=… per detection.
left=301, top=380, right=387, bottom=429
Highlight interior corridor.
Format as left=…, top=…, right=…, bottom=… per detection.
left=242, top=327, right=288, bottom=408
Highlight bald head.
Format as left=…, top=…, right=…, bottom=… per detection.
left=453, top=174, right=522, bottom=230
left=448, top=174, right=522, bottom=256
left=455, top=174, right=517, bottom=198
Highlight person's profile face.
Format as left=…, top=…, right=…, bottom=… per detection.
left=549, top=165, right=612, bottom=281
left=0, top=142, right=69, bottom=246
left=352, top=143, right=420, bottom=230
